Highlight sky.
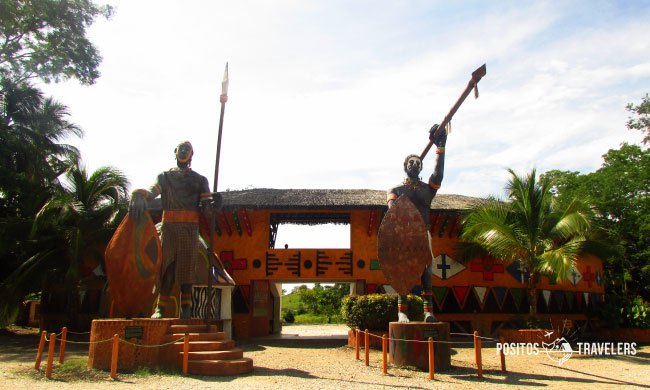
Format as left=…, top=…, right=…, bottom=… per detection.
left=39, top=1, right=649, bottom=201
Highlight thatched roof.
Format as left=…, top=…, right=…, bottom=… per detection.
left=219, top=189, right=481, bottom=211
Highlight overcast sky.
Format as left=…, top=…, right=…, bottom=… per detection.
left=39, top=0, right=649, bottom=200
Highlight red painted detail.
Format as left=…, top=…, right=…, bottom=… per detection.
left=469, top=257, right=505, bottom=281
left=220, top=251, right=234, bottom=273
left=367, top=210, right=375, bottom=236
left=240, top=209, right=253, bottom=236
left=232, top=259, right=247, bottom=270
left=366, top=284, right=377, bottom=294
left=452, top=286, right=470, bottom=308
left=220, top=211, right=232, bottom=236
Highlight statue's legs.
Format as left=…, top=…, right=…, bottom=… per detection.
left=398, top=294, right=410, bottom=323
left=180, top=283, right=192, bottom=319
left=421, top=265, right=436, bottom=322
left=151, top=263, right=176, bottom=319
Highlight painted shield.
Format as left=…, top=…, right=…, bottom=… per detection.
left=377, top=195, right=431, bottom=295
left=105, top=212, right=162, bottom=317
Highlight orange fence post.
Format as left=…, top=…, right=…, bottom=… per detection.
left=355, top=329, right=360, bottom=360
left=45, top=333, right=56, bottom=379
left=110, top=334, right=119, bottom=380
left=382, top=334, right=387, bottom=374
left=182, top=333, right=190, bottom=375
left=499, top=336, right=507, bottom=372
left=59, top=327, right=67, bottom=364
left=474, top=331, right=483, bottom=379
left=364, top=329, right=370, bottom=367
left=35, top=330, right=46, bottom=370
left=428, top=337, right=435, bottom=380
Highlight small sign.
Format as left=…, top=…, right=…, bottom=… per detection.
left=125, top=326, right=144, bottom=340
left=423, top=329, right=438, bottom=341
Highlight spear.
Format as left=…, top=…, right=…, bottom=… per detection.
left=420, top=64, right=486, bottom=160
left=214, top=62, right=229, bottom=191
left=206, top=62, right=229, bottom=326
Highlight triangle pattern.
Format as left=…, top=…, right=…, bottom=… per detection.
left=432, top=287, right=448, bottom=310
left=510, top=288, right=525, bottom=310
left=492, top=287, right=508, bottom=309
left=452, top=286, right=470, bottom=309
left=552, top=290, right=565, bottom=311
left=474, top=286, right=489, bottom=308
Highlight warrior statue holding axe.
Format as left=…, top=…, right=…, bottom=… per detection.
left=378, top=64, right=486, bottom=323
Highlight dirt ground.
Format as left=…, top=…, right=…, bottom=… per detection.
left=1, top=324, right=649, bottom=389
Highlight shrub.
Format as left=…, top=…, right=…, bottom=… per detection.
left=341, top=294, right=423, bottom=331
left=282, top=309, right=296, bottom=323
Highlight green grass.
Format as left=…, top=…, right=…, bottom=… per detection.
left=294, top=313, right=344, bottom=324
left=281, top=292, right=302, bottom=312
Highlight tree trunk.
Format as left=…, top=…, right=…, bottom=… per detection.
left=527, top=273, right=538, bottom=319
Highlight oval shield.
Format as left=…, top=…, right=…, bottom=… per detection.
left=105, top=212, right=162, bottom=317
left=377, top=195, right=431, bottom=295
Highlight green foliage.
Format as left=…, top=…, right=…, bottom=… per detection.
left=626, top=93, right=650, bottom=145
left=459, top=168, right=603, bottom=317
left=541, top=144, right=650, bottom=300
left=341, top=294, right=423, bottom=331
left=0, top=0, right=113, bottom=84
left=282, top=308, right=295, bottom=323
left=621, top=296, right=650, bottom=329
left=296, top=283, right=348, bottom=323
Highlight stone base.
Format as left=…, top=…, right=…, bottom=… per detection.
left=389, top=321, right=451, bottom=371
left=88, top=318, right=221, bottom=371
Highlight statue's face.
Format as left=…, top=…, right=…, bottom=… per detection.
left=176, top=142, right=193, bottom=165
left=405, top=156, right=422, bottom=177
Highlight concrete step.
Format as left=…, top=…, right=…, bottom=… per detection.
left=187, top=357, right=254, bottom=376
left=179, top=348, right=245, bottom=362
left=170, top=339, right=236, bottom=352
left=169, top=324, right=219, bottom=334
left=165, top=332, right=226, bottom=342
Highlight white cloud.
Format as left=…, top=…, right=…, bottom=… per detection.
left=37, top=0, right=650, bottom=199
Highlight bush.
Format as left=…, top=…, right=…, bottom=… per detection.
left=621, top=296, right=650, bottom=328
left=282, top=309, right=296, bottom=323
left=341, top=294, right=423, bottom=331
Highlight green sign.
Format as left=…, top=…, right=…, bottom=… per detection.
left=125, top=326, right=144, bottom=340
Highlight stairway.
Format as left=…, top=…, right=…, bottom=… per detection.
left=162, top=320, right=253, bottom=376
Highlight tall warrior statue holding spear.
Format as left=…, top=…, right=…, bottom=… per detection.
left=378, top=64, right=486, bottom=323
left=128, top=64, right=229, bottom=320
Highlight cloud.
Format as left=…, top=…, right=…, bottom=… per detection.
left=38, top=1, right=650, bottom=199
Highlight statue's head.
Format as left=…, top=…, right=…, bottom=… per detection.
left=403, top=154, right=422, bottom=178
left=175, top=141, right=193, bottom=167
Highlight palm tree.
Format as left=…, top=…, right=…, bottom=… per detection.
left=0, top=162, right=129, bottom=327
left=459, top=168, right=600, bottom=317
left=33, top=163, right=129, bottom=285
left=0, top=79, right=84, bottom=325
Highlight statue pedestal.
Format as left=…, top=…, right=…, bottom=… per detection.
left=389, top=321, right=451, bottom=371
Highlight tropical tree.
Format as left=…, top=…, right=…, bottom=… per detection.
left=0, top=0, right=113, bottom=84
left=459, top=168, right=603, bottom=317
left=0, top=79, right=84, bottom=325
left=0, top=161, right=128, bottom=326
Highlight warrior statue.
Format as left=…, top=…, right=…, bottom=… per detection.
left=129, top=141, right=214, bottom=319
left=387, top=125, right=446, bottom=323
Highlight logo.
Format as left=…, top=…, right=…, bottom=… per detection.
left=496, top=328, right=637, bottom=367
left=541, top=336, right=574, bottom=366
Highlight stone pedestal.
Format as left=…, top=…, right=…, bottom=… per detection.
left=389, top=321, right=451, bottom=371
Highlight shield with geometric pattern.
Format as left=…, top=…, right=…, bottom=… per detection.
left=377, top=195, right=431, bottom=295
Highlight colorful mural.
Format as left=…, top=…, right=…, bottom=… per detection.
left=210, top=189, right=604, bottom=338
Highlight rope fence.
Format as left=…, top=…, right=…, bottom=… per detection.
left=34, top=327, right=187, bottom=380
left=353, top=328, right=507, bottom=381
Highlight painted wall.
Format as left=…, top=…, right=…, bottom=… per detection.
left=214, top=207, right=605, bottom=338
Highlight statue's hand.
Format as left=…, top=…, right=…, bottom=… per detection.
left=129, top=191, right=147, bottom=220
left=430, top=124, right=447, bottom=147
left=211, top=192, right=222, bottom=210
